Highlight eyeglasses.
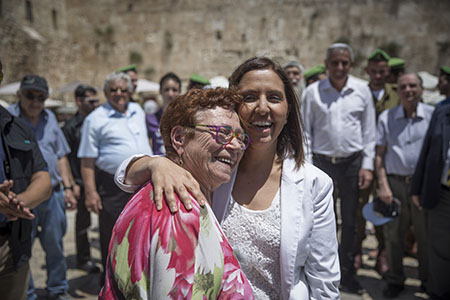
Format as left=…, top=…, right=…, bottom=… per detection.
left=23, top=91, right=47, bottom=102
left=190, top=124, right=250, bottom=151
left=110, top=87, right=129, bottom=93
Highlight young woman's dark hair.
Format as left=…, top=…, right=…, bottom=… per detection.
left=159, top=72, right=181, bottom=90
left=229, top=56, right=305, bottom=168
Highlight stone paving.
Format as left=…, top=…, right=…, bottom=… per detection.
left=29, top=210, right=429, bottom=300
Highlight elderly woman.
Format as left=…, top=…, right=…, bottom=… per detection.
left=99, top=88, right=254, bottom=299
left=116, top=57, right=340, bottom=299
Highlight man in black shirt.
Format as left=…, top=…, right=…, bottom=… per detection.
left=0, top=59, right=52, bottom=300
left=62, top=84, right=100, bottom=273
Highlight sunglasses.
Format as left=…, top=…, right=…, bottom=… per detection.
left=84, top=98, right=99, bottom=105
left=110, top=87, right=129, bottom=93
left=190, top=124, right=250, bottom=151
left=23, top=91, right=47, bottom=102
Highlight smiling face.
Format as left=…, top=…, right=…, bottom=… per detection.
left=105, top=79, right=130, bottom=113
left=179, top=107, right=244, bottom=192
left=18, top=88, right=47, bottom=121
left=398, top=74, right=423, bottom=108
left=325, top=48, right=353, bottom=82
left=237, top=69, right=288, bottom=150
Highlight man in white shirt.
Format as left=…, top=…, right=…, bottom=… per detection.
left=301, top=43, right=376, bottom=295
left=376, top=73, right=434, bottom=298
left=78, top=72, right=152, bottom=280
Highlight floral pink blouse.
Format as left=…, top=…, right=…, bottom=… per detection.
left=99, top=181, right=254, bottom=300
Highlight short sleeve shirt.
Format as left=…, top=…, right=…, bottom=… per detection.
left=78, top=101, right=153, bottom=175
left=8, top=103, right=70, bottom=186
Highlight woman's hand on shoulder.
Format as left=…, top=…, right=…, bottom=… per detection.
left=127, top=156, right=206, bottom=213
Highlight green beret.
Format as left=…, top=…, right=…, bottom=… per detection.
left=116, top=64, right=138, bottom=73
left=440, top=66, right=450, bottom=75
left=190, top=74, right=210, bottom=85
left=368, top=49, right=391, bottom=61
left=304, top=64, right=326, bottom=81
left=388, top=58, right=405, bottom=70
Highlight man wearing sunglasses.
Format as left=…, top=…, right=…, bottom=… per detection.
left=0, top=61, right=52, bottom=300
left=62, top=84, right=100, bottom=274
left=8, top=74, right=77, bottom=300
left=78, top=72, right=152, bottom=283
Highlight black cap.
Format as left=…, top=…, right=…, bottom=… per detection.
left=20, top=75, right=49, bottom=94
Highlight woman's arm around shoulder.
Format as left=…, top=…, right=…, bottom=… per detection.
left=114, top=154, right=206, bottom=212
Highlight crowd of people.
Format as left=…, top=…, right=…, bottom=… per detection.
left=0, top=41, right=449, bottom=300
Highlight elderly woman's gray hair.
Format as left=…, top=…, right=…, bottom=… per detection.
left=326, top=43, right=355, bottom=62
left=104, top=72, right=133, bottom=92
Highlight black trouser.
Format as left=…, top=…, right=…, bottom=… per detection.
left=95, top=168, right=131, bottom=275
left=313, top=152, right=362, bottom=283
left=75, top=185, right=92, bottom=264
left=427, top=186, right=450, bottom=299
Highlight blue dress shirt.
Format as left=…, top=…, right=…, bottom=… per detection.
left=376, top=102, right=435, bottom=176
left=78, top=101, right=152, bottom=175
left=8, top=103, right=70, bottom=186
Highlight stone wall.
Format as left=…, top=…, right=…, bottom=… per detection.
left=1, top=0, right=449, bottom=92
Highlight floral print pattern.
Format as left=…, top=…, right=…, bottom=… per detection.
left=99, top=181, right=254, bottom=299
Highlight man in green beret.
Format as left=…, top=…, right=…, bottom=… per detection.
left=187, top=74, right=210, bottom=91
left=437, top=66, right=450, bottom=107
left=354, top=49, right=401, bottom=276
left=304, top=64, right=327, bottom=87
left=386, top=58, right=405, bottom=84
left=116, top=64, right=138, bottom=93
left=116, top=65, right=140, bottom=104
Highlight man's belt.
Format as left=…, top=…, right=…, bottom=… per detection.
left=388, top=174, right=412, bottom=184
left=313, top=151, right=361, bottom=165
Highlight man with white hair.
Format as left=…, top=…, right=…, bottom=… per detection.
left=302, top=43, right=376, bottom=295
left=283, top=60, right=305, bottom=99
left=78, top=72, right=152, bottom=279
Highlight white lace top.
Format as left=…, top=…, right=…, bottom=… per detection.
left=221, top=189, right=282, bottom=300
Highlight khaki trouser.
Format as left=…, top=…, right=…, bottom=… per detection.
left=383, top=175, right=428, bottom=286
left=0, top=233, right=30, bottom=300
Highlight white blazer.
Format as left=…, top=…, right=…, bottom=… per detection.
left=116, top=156, right=340, bottom=299
left=213, top=158, right=340, bottom=300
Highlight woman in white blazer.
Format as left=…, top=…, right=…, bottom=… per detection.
left=115, top=57, right=340, bottom=299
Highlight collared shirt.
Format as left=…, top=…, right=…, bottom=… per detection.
left=301, top=75, right=376, bottom=170
left=8, top=103, right=70, bottom=186
left=376, top=102, right=435, bottom=176
left=78, top=101, right=152, bottom=175
left=62, top=112, right=84, bottom=185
